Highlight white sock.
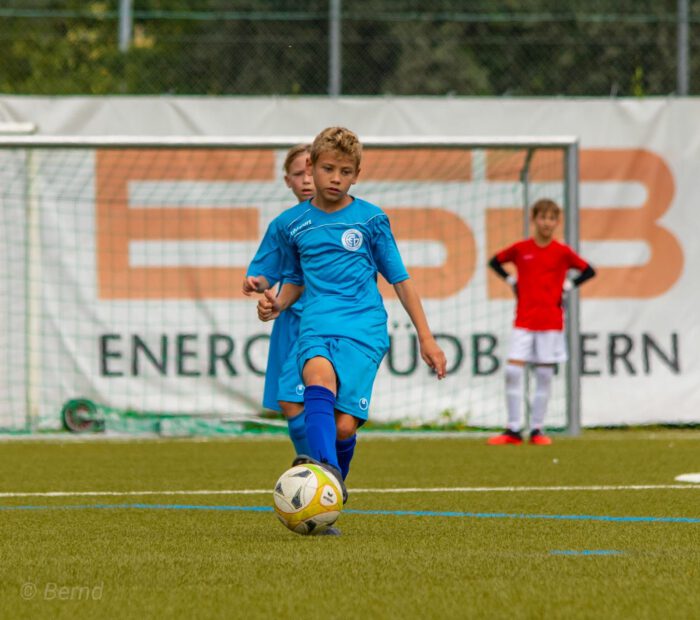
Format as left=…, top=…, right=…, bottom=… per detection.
left=531, top=365, right=554, bottom=431
left=505, top=364, right=524, bottom=432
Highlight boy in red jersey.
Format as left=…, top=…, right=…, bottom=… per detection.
left=487, top=199, right=595, bottom=445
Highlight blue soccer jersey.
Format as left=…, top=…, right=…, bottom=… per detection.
left=279, top=197, right=409, bottom=363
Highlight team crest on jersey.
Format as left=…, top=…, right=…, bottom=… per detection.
left=359, top=397, right=369, bottom=411
left=295, top=384, right=305, bottom=396
left=341, top=229, right=363, bottom=251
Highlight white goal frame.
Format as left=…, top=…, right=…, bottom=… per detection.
left=0, top=135, right=580, bottom=435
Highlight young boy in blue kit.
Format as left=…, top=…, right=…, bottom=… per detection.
left=258, top=127, right=447, bottom=510
left=243, top=145, right=315, bottom=456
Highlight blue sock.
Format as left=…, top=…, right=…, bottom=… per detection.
left=286, top=410, right=309, bottom=456
left=303, top=385, right=339, bottom=470
left=335, top=434, right=356, bottom=480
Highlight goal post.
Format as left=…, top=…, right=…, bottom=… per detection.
left=0, top=135, right=580, bottom=435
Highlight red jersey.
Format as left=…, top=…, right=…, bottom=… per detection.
left=496, top=238, right=589, bottom=331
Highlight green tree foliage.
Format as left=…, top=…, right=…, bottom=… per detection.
left=0, top=0, right=696, bottom=96
left=0, top=2, right=121, bottom=94
left=381, top=22, right=492, bottom=95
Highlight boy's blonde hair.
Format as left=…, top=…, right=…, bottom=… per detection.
left=531, top=198, right=561, bottom=218
left=283, top=144, right=310, bottom=173
left=309, top=127, right=362, bottom=168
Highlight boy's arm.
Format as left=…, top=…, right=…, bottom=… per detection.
left=245, top=218, right=283, bottom=290
left=393, top=279, right=447, bottom=379
left=254, top=214, right=304, bottom=316
left=563, top=263, right=596, bottom=292
left=561, top=263, right=596, bottom=309
left=242, top=275, right=271, bottom=296
left=571, top=264, right=596, bottom=288
left=257, top=282, right=303, bottom=322
left=488, top=255, right=517, bottom=293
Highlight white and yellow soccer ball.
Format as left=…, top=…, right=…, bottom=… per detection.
left=273, top=463, right=343, bottom=535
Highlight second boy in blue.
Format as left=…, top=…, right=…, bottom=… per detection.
left=243, top=145, right=315, bottom=456
left=258, top=127, right=447, bottom=507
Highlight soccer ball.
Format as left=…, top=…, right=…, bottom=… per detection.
left=273, top=463, right=343, bottom=535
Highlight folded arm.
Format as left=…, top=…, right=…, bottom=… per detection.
left=571, top=264, right=596, bottom=288
left=488, top=255, right=517, bottom=293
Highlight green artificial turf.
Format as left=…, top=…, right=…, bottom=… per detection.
left=0, top=431, right=698, bottom=619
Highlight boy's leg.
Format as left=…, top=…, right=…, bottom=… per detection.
left=335, top=413, right=359, bottom=480
left=530, top=364, right=555, bottom=431
left=301, top=356, right=340, bottom=470
left=529, top=331, right=565, bottom=444
left=505, top=362, right=525, bottom=432
left=273, top=315, right=309, bottom=454
left=335, top=436, right=356, bottom=481
left=488, top=360, right=525, bottom=445
left=328, top=339, right=378, bottom=488
left=280, top=401, right=309, bottom=456
left=499, top=328, right=532, bottom=436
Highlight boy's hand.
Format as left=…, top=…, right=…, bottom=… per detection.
left=560, top=278, right=574, bottom=309
left=420, top=337, right=447, bottom=380
left=257, top=288, right=281, bottom=321
left=506, top=274, right=518, bottom=297
left=242, top=275, right=265, bottom=296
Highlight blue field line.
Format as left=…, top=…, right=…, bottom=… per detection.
left=344, top=508, right=700, bottom=524
left=0, top=502, right=698, bottom=524
left=550, top=550, right=623, bottom=556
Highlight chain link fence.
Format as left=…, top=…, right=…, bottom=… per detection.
left=1, top=1, right=698, bottom=97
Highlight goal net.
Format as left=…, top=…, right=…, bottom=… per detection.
left=0, top=136, right=580, bottom=435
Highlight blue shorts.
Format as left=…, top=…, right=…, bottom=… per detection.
left=262, top=310, right=304, bottom=411
left=297, top=337, right=380, bottom=421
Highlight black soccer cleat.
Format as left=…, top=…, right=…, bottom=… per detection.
left=292, top=454, right=348, bottom=505
left=312, top=526, right=342, bottom=537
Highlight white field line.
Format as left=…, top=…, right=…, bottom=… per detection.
left=3, top=431, right=700, bottom=443
left=0, top=484, right=698, bottom=499
left=676, top=473, right=700, bottom=483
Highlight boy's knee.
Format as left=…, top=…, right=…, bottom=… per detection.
left=279, top=401, right=303, bottom=419
left=505, top=363, right=524, bottom=387
left=335, top=414, right=358, bottom=440
left=302, top=357, right=337, bottom=392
